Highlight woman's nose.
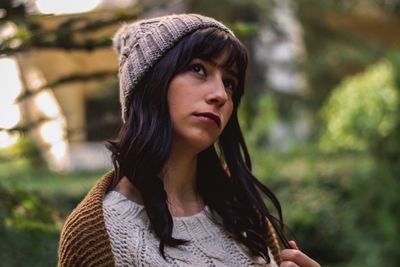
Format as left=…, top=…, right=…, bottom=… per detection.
left=205, top=77, right=228, bottom=106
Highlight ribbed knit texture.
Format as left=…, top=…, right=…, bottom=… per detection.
left=112, top=13, right=234, bottom=122
left=58, top=171, right=282, bottom=266
left=58, top=171, right=115, bottom=267
left=103, top=191, right=278, bottom=267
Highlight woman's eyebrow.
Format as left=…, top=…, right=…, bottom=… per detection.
left=206, top=59, right=238, bottom=77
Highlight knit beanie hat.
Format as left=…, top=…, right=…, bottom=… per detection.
left=112, top=13, right=235, bottom=122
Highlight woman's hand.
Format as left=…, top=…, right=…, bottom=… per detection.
left=280, top=241, right=321, bottom=267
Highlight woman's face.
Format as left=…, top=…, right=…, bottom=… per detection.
left=167, top=52, right=238, bottom=153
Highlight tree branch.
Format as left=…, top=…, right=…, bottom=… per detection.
left=0, top=5, right=144, bottom=56
left=0, top=117, right=49, bottom=134
left=16, top=70, right=117, bottom=102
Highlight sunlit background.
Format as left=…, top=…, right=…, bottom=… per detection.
left=35, top=0, right=102, bottom=15
left=35, top=0, right=135, bottom=15
left=0, top=0, right=132, bottom=169
left=0, top=58, right=21, bottom=148
left=0, top=35, right=68, bottom=169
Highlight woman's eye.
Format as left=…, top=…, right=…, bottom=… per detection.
left=190, top=64, right=206, bottom=76
left=223, top=79, right=237, bottom=93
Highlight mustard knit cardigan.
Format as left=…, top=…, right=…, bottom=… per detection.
left=58, top=171, right=282, bottom=266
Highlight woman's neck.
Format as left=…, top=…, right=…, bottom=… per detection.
left=162, top=146, right=204, bottom=216
left=115, top=141, right=205, bottom=216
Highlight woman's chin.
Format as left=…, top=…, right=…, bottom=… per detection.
left=172, top=134, right=217, bottom=154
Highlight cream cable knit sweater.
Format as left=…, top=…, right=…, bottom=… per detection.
left=103, top=191, right=278, bottom=267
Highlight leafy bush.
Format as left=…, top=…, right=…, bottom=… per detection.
left=237, top=55, right=400, bottom=265
left=0, top=182, right=60, bottom=267
left=319, top=58, right=399, bottom=152
left=0, top=155, right=103, bottom=266
left=0, top=136, right=46, bottom=169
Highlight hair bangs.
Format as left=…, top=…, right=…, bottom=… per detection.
left=198, top=29, right=246, bottom=69
left=177, top=27, right=248, bottom=102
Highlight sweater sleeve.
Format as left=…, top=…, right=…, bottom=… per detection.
left=58, top=172, right=116, bottom=267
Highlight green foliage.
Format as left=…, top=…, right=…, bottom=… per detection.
left=0, top=157, right=103, bottom=266
left=297, top=0, right=386, bottom=108
left=0, top=177, right=60, bottom=266
left=0, top=136, right=46, bottom=168
left=228, top=21, right=258, bottom=37
left=239, top=94, right=278, bottom=149
left=257, top=151, right=371, bottom=266
left=0, top=225, right=59, bottom=267
left=371, top=53, right=400, bottom=164
left=242, top=74, right=400, bottom=266
left=234, top=14, right=400, bottom=249
left=248, top=142, right=400, bottom=266
left=320, top=59, right=399, bottom=151
left=0, top=185, right=59, bottom=232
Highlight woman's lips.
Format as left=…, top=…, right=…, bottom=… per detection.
left=195, top=112, right=221, bottom=127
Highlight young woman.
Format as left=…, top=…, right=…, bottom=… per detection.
left=58, top=13, right=320, bottom=267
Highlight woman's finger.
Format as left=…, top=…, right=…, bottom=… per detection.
left=280, top=249, right=320, bottom=267
left=289, top=240, right=300, bottom=250
left=280, top=261, right=300, bottom=267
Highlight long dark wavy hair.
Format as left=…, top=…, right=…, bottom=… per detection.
left=106, top=27, right=289, bottom=263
